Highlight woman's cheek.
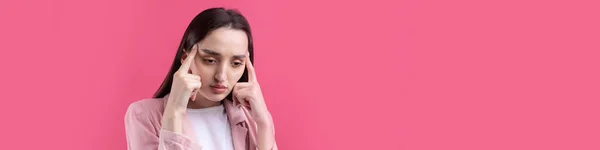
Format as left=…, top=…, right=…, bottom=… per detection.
left=231, top=68, right=245, bottom=81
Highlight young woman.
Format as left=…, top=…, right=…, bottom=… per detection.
left=125, top=7, right=277, bottom=150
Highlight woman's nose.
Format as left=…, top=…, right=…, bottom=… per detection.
left=214, top=66, right=227, bottom=82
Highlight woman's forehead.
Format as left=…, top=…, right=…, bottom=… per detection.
left=198, top=28, right=248, bottom=55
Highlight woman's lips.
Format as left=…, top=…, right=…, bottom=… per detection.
left=210, top=85, right=227, bottom=94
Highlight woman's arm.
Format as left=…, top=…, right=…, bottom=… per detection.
left=256, top=113, right=278, bottom=150
left=234, top=56, right=278, bottom=150
left=161, top=106, right=185, bottom=134
left=257, top=123, right=278, bottom=150
left=125, top=102, right=197, bottom=150
left=125, top=103, right=160, bottom=150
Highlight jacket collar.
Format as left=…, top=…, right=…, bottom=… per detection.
left=224, top=99, right=251, bottom=150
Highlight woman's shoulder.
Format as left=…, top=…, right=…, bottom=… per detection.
left=125, top=97, right=167, bottom=121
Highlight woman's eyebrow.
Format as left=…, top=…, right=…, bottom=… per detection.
left=201, top=49, right=247, bottom=59
left=232, top=54, right=246, bottom=59
left=201, top=49, right=220, bottom=56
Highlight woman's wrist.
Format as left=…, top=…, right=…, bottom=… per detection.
left=161, top=107, right=185, bottom=134
left=255, top=111, right=274, bottom=128
left=164, top=106, right=186, bottom=117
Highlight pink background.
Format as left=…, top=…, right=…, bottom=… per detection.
left=1, top=0, right=599, bottom=149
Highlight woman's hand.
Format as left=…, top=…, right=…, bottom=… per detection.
left=162, top=47, right=202, bottom=134
left=233, top=54, right=273, bottom=127
left=233, top=54, right=276, bottom=150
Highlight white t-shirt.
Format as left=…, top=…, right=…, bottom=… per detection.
left=186, top=104, right=234, bottom=150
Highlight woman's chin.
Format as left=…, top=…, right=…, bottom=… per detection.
left=204, top=92, right=230, bottom=101
left=192, top=91, right=229, bottom=102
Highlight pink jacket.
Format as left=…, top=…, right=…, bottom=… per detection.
left=125, top=95, right=274, bottom=150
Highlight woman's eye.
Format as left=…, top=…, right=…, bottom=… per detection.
left=203, top=59, right=217, bottom=64
left=232, top=62, right=243, bottom=67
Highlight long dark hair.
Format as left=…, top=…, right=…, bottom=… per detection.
left=153, top=7, right=254, bottom=100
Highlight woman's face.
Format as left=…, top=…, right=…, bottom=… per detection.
left=185, top=27, right=249, bottom=102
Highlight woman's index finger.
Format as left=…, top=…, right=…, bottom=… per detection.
left=179, top=46, right=198, bottom=72
left=245, top=54, right=257, bottom=82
